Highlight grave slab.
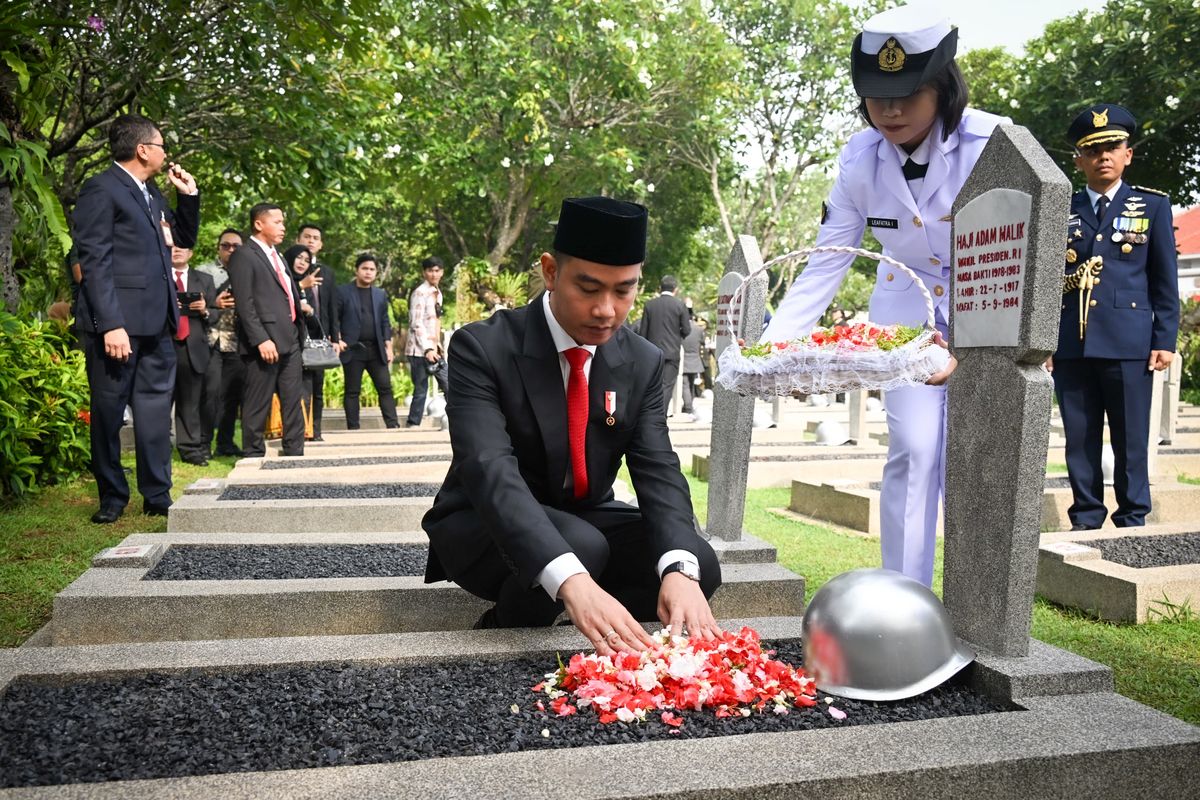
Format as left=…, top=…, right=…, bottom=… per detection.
left=1, top=619, right=1195, bottom=799
left=167, top=491, right=432, bottom=533
left=1037, top=523, right=1200, bottom=622
left=693, top=452, right=887, bottom=489
left=226, top=456, right=453, bottom=485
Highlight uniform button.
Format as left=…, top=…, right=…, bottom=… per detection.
left=1093, top=278, right=1100, bottom=284
left=933, top=285, right=944, bottom=297
left=929, top=257, right=941, bottom=266
left=1131, top=302, right=1137, bottom=308
left=913, top=216, right=923, bottom=227
left=1089, top=299, right=1097, bottom=307
left=886, top=273, right=894, bottom=282
left=1095, top=234, right=1103, bottom=242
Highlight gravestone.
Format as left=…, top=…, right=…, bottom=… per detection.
left=706, top=236, right=767, bottom=540
left=944, top=125, right=1071, bottom=657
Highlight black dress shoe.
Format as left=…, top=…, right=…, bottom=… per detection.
left=311, top=435, right=324, bottom=442
left=473, top=607, right=501, bottom=630
left=181, top=456, right=209, bottom=466
left=143, top=502, right=171, bottom=517
left=215, top=447, right=244, bottom=457
left=90, top=507, right=123, bottom=524
left=1070, top=524, right=1099, bottom=532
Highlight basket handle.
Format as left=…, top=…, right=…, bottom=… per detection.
left=728, top=245, right=937, bottom=331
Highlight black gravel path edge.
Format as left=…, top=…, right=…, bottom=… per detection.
left=1093, top=532, right=1200, bottom=569
left=0, top=640, right=1013, bottom=788
left=217, top=483, right=441, bottom=501
left=143, top=544, right=429, bottom=580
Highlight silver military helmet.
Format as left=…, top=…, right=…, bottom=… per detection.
left=802, top=568, right=975, bottom=701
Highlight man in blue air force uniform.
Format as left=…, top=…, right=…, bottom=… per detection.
left=1049, top=104, right=1179, bottom=530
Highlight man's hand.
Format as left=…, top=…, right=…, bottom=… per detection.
left=425, top=348, right=439, bottom=363
left=559, top=573, right=657, bottom=656
left=188, top=295, right=206, bottom=314
left=215, top=290, right=235, bottom=310
left=1044, top=355, right=1054, bottom=374
left=165, top=163, right=198, bottom=195
left=925, top=331, right=958, bottom=386
left=385, top=342, right=394, bottom=364
left=334, top=340, right=347, bottom=354
left=258, top=340, right=279, bottom=364
left=1148, top=350, right=1174, bottom=372
left=300, top=300, right=314, bottom=317
left=657, top=573, right=723, bottom=640
left=103, top=328, right=132, bottom=362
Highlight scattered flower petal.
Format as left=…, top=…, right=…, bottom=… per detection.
left=829, top=706, right=847, bottom=720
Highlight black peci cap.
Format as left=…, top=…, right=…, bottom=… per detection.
left=552, top=196, right=648, bottom=266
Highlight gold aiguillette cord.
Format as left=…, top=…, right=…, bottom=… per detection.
left=1061, top=256, right=1103, bottom=340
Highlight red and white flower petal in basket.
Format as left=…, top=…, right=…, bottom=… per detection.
left=531, top=626, right=819, bottom=729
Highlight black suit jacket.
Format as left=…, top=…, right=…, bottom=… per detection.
left=228, top=239, right=305, bottom=357
left=177, top=268, right=217, bottom=373
left=73, top=164, right=200, bottom=336
left=638, top=293, right=691, bottom=362
left=337, top=284, right=393, bottom=362
left=422, top=298, right=697, bottom=586
left=309, top=261, right=341, bottom=342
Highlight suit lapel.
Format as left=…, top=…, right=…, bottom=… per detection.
left=587, top=331, right=633, bottom=492
left=916, top=124, right=956, bottom=209
left=516, top=301, right=569, bottom=498
left=109, top=165, right=156, bottom=224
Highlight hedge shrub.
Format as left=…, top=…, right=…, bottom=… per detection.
left=0, top=312, right=91, bottom=501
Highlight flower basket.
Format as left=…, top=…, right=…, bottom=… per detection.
left=716, top=246, right=951, bottom=398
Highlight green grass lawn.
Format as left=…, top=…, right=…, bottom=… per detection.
left=0, top=453, right=236, bottom=647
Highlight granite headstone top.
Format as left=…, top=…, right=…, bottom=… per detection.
left=944, top=125, right=1071, bottom=657
left=706, top=236, right=767, bottom=541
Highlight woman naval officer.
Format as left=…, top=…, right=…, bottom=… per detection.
left=760, top=4, right=1009, bottom=587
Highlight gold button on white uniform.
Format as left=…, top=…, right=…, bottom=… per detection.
left=933, top=285, right=944, bottom=297
left=929, top=257, right=941, bottom=266
left=913, top=216, right=923, bottom=228
left=886, top=273, right=895, bottom=281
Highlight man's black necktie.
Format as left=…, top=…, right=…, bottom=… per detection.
left=902, top=158, right=928, bottom=182
left=1095, top=194, right=1109, bottom=220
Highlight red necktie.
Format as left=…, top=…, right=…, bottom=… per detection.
left=564, top=347, right=590, bottom=499
left=269, top=249, right=296, bottom=321
left=174, top=270, right=190, bottom=341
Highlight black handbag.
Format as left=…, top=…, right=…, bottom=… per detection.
left=302, top=319, right=342, bottom=370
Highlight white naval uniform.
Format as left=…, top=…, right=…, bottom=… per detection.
left=763, top=107, right=1009, bottom=586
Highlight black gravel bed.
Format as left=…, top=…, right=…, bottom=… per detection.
left=217, top=483, right=440, bottom=501
left=303, top=438, right=448, bottom=447
left=1093, top=532, right=1200, bottom=569
left=1161, top=447, right=1200, bottom=455
left=260, top=455, right=450, bottom=470
left=1176, top=426, right=1199, bottom=433
left=143, top=544, right=428, bottom=580
left=0, top=640, right=1012, bottom=788
left=1044, top=476, right=1072, bottom=489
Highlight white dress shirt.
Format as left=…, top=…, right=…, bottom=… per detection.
left=1085, top=180, right=1123, bottom=215
left=535, top=291, right=699, bottom=600
left=892, top=127, right=935, bottom=199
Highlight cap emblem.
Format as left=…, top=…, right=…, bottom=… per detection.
left=877, top=37, right=906, bottom=72
left=1092, top=108, right=1109, bottom=128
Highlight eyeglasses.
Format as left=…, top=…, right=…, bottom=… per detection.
left=140, top=142, right=167, bottom=151
left=218, top=242, right=241, bottom=251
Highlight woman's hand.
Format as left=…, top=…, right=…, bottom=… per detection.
left=925, top=331, right=957, bottom=386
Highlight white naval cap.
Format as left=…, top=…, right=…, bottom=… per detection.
left=851, top=3, right=958, bottom=99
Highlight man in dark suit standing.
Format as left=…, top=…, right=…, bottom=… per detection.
left=1049, top=104, right=1179, bottom=530
left=423, top=197, right=721, bottom=654
left=336, top=254, right=400, bottom=429
left=168, top=246, right=218, bottom=465
left=638, top=275, right=691, bottom=414
left=228, top=203, right=306, bottom=458
left=295, top=223, right=342, bottom=439
left=73, top=114, right=200, bottom=523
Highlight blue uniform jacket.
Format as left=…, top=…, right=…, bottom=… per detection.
left=1055, top=182, right=1179, bottom=360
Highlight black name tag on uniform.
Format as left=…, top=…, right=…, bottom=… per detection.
left=867, top=217, right=898, bottom=229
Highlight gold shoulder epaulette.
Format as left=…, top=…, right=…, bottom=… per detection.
left=1133, top=185, right=1168, bottom=197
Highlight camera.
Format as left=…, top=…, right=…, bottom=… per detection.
left=434, top=302, right=444, bottom=318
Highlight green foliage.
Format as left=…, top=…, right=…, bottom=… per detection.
left=1177, top=295, right=1200, bottom=395
left=322, top=363, right=414, bottom=409
left=0, top=312, right=89, bottom=500
left=961, top=0, right=1200, bottom=202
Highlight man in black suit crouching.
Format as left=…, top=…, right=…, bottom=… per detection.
left=423, top=196, right=722, bottom=655
left=228, top=203, right=306, bottom=458
left=73, top=114, right=200, bottom=523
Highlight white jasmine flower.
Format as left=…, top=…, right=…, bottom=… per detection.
left=404, top=60, right=415, bottom=70
left=354, top=145, right=364, bottom=159
left=646, top=183, right=655, bottom=193
left=393, top=92, right=404, bottom=104
left=477, top=187, right=486, bottom=198
left=1140, top=31, right=1150, bottom=43
left=1092, top=33, right=1104, bottom=44
left=389, top=26, right=400, bottom=38
left=276, top=86, right=285, bottom=95
left=623, top=38, right=637, bottom=51
left=998, top=87, right=1009, bottom=99
left=1009, top=98, right=1020, bottom=109
left=597, top=18, right=616, bottom=32
left=304, top=53, right=316, bottom=64
left=1043, top=51, right=1056, bottom=63
left=637, top=68, right=653, bottom=89
left=501, top=157, right=511, bottom=168
left=626, top=164, right=634, bottom=173
left=232, top=174, right=243, bottom=184
left=1165, top=95, right=1180, bottom=110
left=544, top=153, right=555, bottom=166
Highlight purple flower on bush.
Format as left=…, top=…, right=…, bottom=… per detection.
left=86, top=15, right=105, bottom=33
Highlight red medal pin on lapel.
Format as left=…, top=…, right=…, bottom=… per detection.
left=605, top=391, right=617, bottom=426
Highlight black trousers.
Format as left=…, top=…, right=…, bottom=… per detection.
left=448, top=501, right=721, bottom=627
left=216, top=351, right=246, bottom=454
left=82, top=330, right=175, bottom=510
left=344, top=347, right=399, bottom=428
left=661, top=357, right=681, bottom=415
left=172, top=339, right=207, bottom=460
left=308, top=366, right=327, bottom=437
left=199, top=346, right=222, bottom=454
left=407, top=355, right=449, bottom=425
left=241, top=349, right=305, bottom=457
left=681, top=372, right=700, bottom=414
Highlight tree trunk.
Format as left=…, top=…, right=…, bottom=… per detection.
left=0, top=180, right=18, bottom=313
left=709, top=154, right=735, bottom=248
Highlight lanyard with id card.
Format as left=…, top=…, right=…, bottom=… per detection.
left=160, top=212, right=174, bottom=247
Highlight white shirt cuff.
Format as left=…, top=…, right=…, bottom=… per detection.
left=656, top=550, right=699, bottom=580
left=536, top=553, right=588, bottom=601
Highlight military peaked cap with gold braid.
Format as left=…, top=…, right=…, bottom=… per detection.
left=1069, top=103, right=1137, bottom=149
